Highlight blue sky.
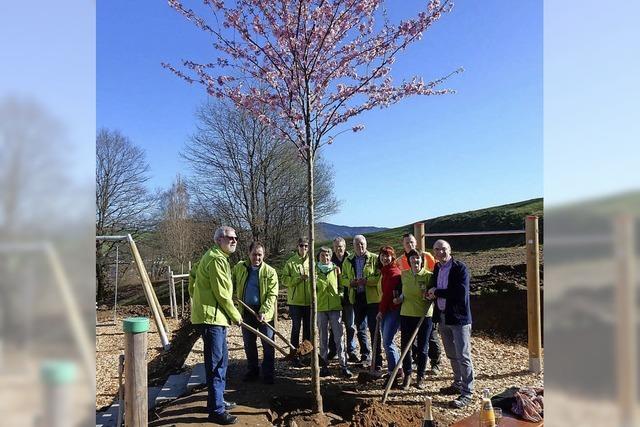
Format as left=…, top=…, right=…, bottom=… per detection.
left=98, top=1, right=543, bottom=228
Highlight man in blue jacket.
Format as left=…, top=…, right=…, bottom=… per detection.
left=427, top=239, right=475, bottom=409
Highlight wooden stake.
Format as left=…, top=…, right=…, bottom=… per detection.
left=525, top=216, right=542, bottom=372
left=414, top=222, right=425, bottom=252
left=124, top=318, right=149, bottom=427
left=167, top=268, right=174, bottom=318
left=615, top=216, right=637, bottom=427
left=127, top=235, right=170, bottom=349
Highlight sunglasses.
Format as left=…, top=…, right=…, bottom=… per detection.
left=224, top=236, right=238, bottom=242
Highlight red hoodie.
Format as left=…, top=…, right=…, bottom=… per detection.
left=378, top=263, right=402, bottom=315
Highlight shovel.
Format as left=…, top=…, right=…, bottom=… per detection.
left=234, top=297, right=313, bottom=358
left=239, top=321, right=291, bottom=357
left=357, top=315, right=382, bottom=383
left=381, top=314, right=426, bottom=404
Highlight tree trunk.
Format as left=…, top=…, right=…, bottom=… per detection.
left=306, top=147, right=323, bottom=414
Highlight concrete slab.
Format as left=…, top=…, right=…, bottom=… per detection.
left=155, top=371, right=190, bottom=405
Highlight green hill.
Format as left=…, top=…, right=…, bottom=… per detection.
left=269, top=198, right=543, bottom=268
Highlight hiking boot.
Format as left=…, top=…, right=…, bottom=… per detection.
left=290, top=358, right=303, bottom=368
left=319, top=357, right=328, bottom=367
left=242, top=371, right=259, bottom=382
left=401, top=375, right=411, bottom=391
left=415, top=376, right=425, bottom=390
left=439, top=384, right=461, bottom=395
left=327, top=350, right=337, bottom=360
left=320, top=366, right=331, bottom=377
left=450, top=394, right=473, bottom=409
left=223, top=400, right=236, bottom=410
left=348, top=353, right=360, bottom=363
left=208, top=412, right=238, bottom=425
left=341, top=367, right=353, bottom=379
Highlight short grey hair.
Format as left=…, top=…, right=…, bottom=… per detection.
left=353, top=234, right=366, bottom=243
left=214, top=226, right=236, bottom=244
left=333, top=236, right=346, bottom=245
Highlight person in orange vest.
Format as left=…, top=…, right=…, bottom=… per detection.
left=395, top=233, right=441, bottom=375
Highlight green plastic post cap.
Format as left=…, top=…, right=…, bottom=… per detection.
left=41, top=360, right=76, bottom=385
left=123, top=317, right=150, bottom=334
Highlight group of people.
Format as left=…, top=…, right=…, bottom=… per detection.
left=189, top=226, right=475, bottom=425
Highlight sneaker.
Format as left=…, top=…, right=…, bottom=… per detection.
left=450, top=394, right=473, bottom=409
left=223, top=400, right=237, bottom=410
left=426, top=365, right=441, bottom=376
left=207, top=412, right=238, bottom=425
left=415, top=376, right=425, bottom=390
left=348, top=353, right=360, bottom=363
left=242, top=371, right=259, bottom=382
left=439, top=384, right=461, bottom=395
left=320, top=366, right=331, bottom=377
left=341, top=368, right=353, bottom=379
left=327, top=350, right=337, bottom=360
left=401, top=375, right=411, bottom=391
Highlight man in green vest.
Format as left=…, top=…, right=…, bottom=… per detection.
left=232, top=242, right=279, bottom=384
left=190, top=226, right=242, bottom=425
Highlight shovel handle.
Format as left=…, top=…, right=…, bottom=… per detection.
left=370, top=316, right=381, bottom=373
left=381, top=315, right=426, bottom=404
left=239, top=321, right=290, bottom=357
left=234, top=297, right=296, bottom=350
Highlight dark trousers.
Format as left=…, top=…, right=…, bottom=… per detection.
left=401, top=315, right=433, bottom=378
left=353, top=294, right=383, bottom=368
left=289, top=305, right=310, bottom=348
left=199, top=324, right=228, bottom=416
left=428, top=321, right=441, bottom=367
left=328, top=302, right=367, bottom=356
left=241, top=305, right=275, bottom=380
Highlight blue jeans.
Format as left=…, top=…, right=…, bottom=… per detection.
left=328, top=302, right=366, bottom=356
left=241, top=306, right=275, bottom=379
left=441, top=323, right=475, bottom=397
left=400, top=315, right=433, bottom=378
left=381, top=309, right=401, bottom=372
left=199, top=324, right=228, bottom=416
left=289, top=305, right=310, bottom=348
left=354, top=296, right=382, bottom=368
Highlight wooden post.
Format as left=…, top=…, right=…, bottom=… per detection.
left=41, top=361, right=75, bottom=427
left=124, top=317, right=149, bottom=427
left=170, top=270, right=178, bottom=320
left=414, top=222, right=425, bottom=252
left=525, top=216, right=542, bottom=373
left=615, top=216, right=637, bottom=427
left=167, top=268, right=174, bottom=318
left=127, top=235, right=170, bottom=349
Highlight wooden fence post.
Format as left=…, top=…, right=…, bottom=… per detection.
left=615, top=215, right=637, bottom=427
left=124, top=317, right=149, bottom=427
left=525, top=216, right=542, bottom=373
left=40, top=361, right=75, bottom=427
left=414, top=222, right=425, bottom=252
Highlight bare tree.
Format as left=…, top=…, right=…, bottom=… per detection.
left=182, top=101, right=338, bottom=255
left=95, top=128, right=153, bottom=300
left=158, top=174, right=195, bottom=272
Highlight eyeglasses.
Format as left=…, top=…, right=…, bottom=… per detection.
left=224, top=236, right=238, bottom=242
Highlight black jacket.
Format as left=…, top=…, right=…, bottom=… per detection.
left=430, top=258, right=472, bottom=326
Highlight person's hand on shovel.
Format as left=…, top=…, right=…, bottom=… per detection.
left=257, top=313, right=265, bottom=323
left=376, top=312, right=383, bottom=322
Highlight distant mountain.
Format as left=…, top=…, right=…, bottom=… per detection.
left=317, top=222, right=388, bottom=240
